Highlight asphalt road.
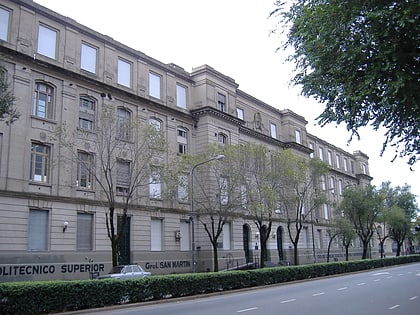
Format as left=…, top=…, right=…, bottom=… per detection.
left=68, top=263, right=420, bottom=315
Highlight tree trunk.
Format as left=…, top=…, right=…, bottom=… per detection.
left=260, top=238, right=266, bottom=268
left=345, top=246, right=349, bottom=261
left=212, top=241, right=219, bottom=272
left=379, top=241, right=384, bottom=258
left=361, top=241, right=370, bottom=259
left=396, top=243, right=402, bottom=256
left=293, top=245, right=299, bottom=265
left=111, top=238, right=118, bottom=267
left=327, top=240, right=332, bottom=263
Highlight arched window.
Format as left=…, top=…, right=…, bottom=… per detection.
left=217, top=132, right=227, bottom=146
left=117, top=107, right=131, bottom=140
left=177, top=127, right=188, bottom=154
left=33, top=82, right=54, bottom=119
left=79, top=96, right=96, bottom=131
left=149, top=117, right=162, bottom=132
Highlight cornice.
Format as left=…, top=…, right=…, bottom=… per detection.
left=0, top=189, right=188, bottom=215
left=0, top=45, right=193, bottom=123
left=190, top=106, right=245, bottom=126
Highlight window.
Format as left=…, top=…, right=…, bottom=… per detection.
left=178, top=174, right=188, bottom=202
left=117, top=160, right=130, bottom=195
left=295, top=129, right=302, bottom=144
left=79, top=96, right=95, bottom=131
left=176, top=84, right=187, bottom=109
left=301, top=227, right=308, bottom=248
left=149, top=72, right=161, bottom=99
left=177, top=127, right=188, bottom=154
left=309, top=142, right=314, bottom=158
left=336, top=154, right=341, bottom=169
left=0, top=7, right=10, bottom=41
left=77, top=151, right=93, bottom=189
left=30, top=142, right=50, bottom=183
left=317, top=230, right=323, bottom=249
left=318, top=147, right=324, bottom=160
left=338, top=179, right=343, bottom=196
left=223, top=222, right=231, bottom=250
left=217, top=133, right=227, bottom=146
left=149, top=168, right=161, bottom=198
left=28, top=209, right=49, bottom=250
left=117, top=108, right=131, bottom=140
left=362, top=163, right=367, bottom=174
left=80, top=43, right=97, bottom=73
left=220, top=177, right=229, bottom=205
left=343, top=158, right=348, bottom=172
left=180, top=221, right=190, bottom=251
left=236, top=108, right=244, bottom=120
left=149, top=117, right=161, bottom=132
left=240, top=184, right=247, bottom=207
left=323, top=204, right=329, bottom=220
left=327, top=151, right=333, bottom=165
left=117, top=58, right=131, bottom=87
left=270, top=123, right=277, bottom=139
left=329, top=177, right=335, bottom=194
left=151, top=218, right=162, bottom=251
left=149, top=117, right=162, bottom=147
left=320, top=175, right=326, bottom=191
left=37, top=25, right=57, bottom=59
left=33, top=82, right=54, bottom=119
left=217, top=93, right=226, bottom=112
left=77, top=213, right=93, bottom=250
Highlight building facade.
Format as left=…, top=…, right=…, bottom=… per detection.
left=0, top=0, right=374, bottom=282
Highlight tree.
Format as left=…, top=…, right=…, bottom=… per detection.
left=273, top=0, right=420, bottom=166
left=190, top=146, right=243, bottom=272
left=274, top=150, right=329, bottom=265
left=413, top=216, right=420, bottom=249
left=335, top=217, right=357, bottom=261
left=55, top=107, right=166, bottom=266
left=326, top=225, right=339, bottom=263
left=238, top=144, right=279, bottom=268
left=379, top=182, right=418, bottom=256
left=340, top=185, right=383, bottom=259
left=0, top=60, right=19, bottom=124
left=388, top=206, right=411, bottom=256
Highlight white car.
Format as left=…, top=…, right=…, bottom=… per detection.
left=98, top=264, right=151, bottom=279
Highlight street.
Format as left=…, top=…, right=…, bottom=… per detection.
left=66, top=263, right=420, bottom=315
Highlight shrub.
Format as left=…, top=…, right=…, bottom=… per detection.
left=1, top=255, right=419, bottom=315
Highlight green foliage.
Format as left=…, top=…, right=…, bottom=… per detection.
left=2, top=256, right=420, bottom=315
left=340, top=185, right=383, bottom=258
left=274, top=0, right=420, bottom=165
left=0, top=61, right=19, bottom=124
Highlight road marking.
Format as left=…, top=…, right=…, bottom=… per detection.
left=337, top=287, right=348, bottom=291
left=398, top=274, right=404, bottom=276
left=357, top=282, right=366, bottom=286
left=280, top=299, right=297, bottom=304
left=372, top=272, right=389, bottom=276
left=409, top=296, right=418, bottom=301
left=387, top=276, right=393, bottom=279
left=237, top=307, right=258, bottom=313
left=312, top=292, right=325, bottom=296
left=373, top=279, right=381, bottom=282
left=389, top=305, right=400, bottom=310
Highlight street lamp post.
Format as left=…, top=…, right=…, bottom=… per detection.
left=190, top=154, right=224, bottom=273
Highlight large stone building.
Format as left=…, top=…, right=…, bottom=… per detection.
left=0, top=0, right=373, bottom=282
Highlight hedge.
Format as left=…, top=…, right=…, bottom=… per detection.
left=1, top=255, right=419, bottom=315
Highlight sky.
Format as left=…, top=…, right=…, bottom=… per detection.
left=34, top=0, right=419, bottom=204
